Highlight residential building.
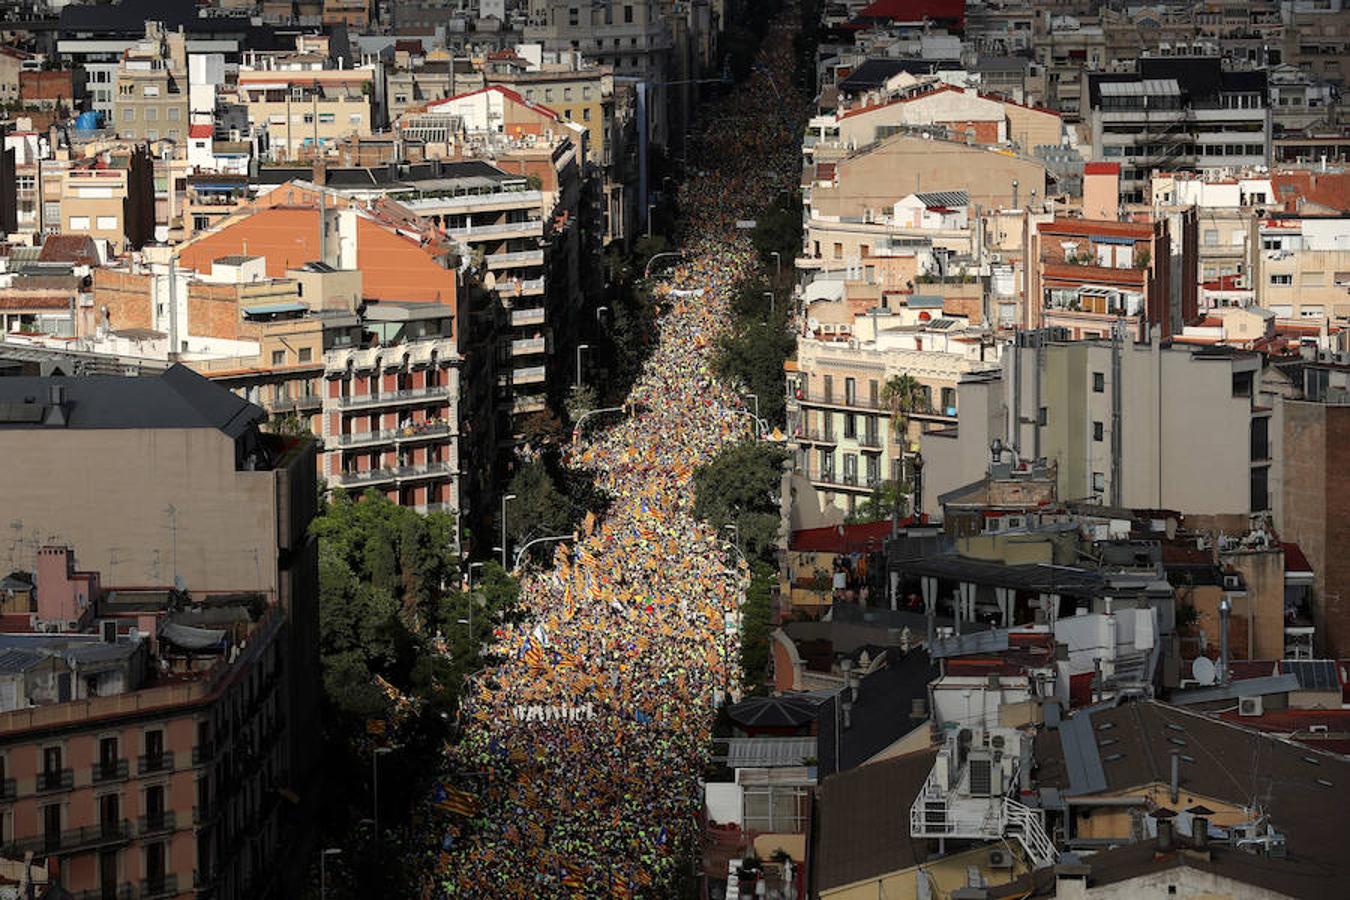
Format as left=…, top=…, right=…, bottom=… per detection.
left=988, top=334, right=1273, bottom=518
left=1276, top=359, right=1350, bottom=657
left=50, top=145, right=156, bottom=254
left=1087, top=58, right=1271, bottom=203
left=111, top=23, right=189, bottom=145
left=786, top=299, right=1001, bottom=519
left=320, top=303, right=461, bottom=516
left=235, top=67, right=376, bottom=161
left=1251, top=216, right=1350, bottom=322
left=1030, top=213, right=1196, bottom=340
left=0, top=364, right=320, bottom=900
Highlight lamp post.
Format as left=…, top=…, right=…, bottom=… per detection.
left=771, top=250, right=781, bottom=278
left=595, top=305, right=610, bottom=325
left=371, top=747, right=392, bottom=841
left=745, top=392, right=760, bottom=422
left=500, top=494, right=517, bottom=568
left=647, top=202, right=656, bottom=238
left=763, top=291, right=775, bottom=317
left=575, top=343, right=591, bottom=387
left=467, top=561, right=484, bottom=590
left=643, top=251, right=681, bottom=279
left=319, top=847, right=342, bottom=899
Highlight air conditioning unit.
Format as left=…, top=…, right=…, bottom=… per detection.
left=1239, top=696, right=1264, bottom=717
left=988, top=847, right=1014, bottom=869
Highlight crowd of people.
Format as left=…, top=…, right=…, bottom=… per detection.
left=424, top=8, right=809, bottom=898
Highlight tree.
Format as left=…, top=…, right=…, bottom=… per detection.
left=740, top=562, right=775, bottom=691
left=693, top=442, right=789, bottom=561
left=751, top=194, right=802, bottom=270
left=504, top=460, right=572, bottom=545
left=880, top=374, right=926, bottom=525
left=845, top=478, right=910, bottom=524
left=564, top=384, right=598, bottom=424
left=714, top=317, right=796, bottom=427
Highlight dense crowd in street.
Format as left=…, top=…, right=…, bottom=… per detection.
left=425, top=9, right=807, bottom=898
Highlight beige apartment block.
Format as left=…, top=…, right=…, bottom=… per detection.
left=1252, top=218, right=1350, bottom=322
left=237, top=69, right=375, bottom=161
left=112, top=24, right=188, bottom=144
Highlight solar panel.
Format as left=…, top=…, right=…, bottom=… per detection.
left=1282, top=660, right=1338, bottom=691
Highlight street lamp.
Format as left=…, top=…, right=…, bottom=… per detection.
left=500, top=494, right=517, bottom=568
left=771, top=251, right=782, bottom=278
left=745, top=392, right=760, bottom=422
left=724, top=522, right=740, bottom=556
left=575, top=343, right=591, bottom=387
left=595, top=305, right=610, bottom=325
left=646, top=202, right=656, bottom=238
left=372, top=747, right=393, bottom=841
left=319, top=847, right=342, bottom=899
left=763, top=291, right=775, bottom=316
left=467, top=560, right=485, bottom=589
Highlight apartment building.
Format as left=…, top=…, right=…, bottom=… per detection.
left=49, top=146, right=156, bottom=254
left=486, top=48, right=616, bottom=169
left=111, top=23, right=189, bottom=145
left=320, top=303, right=461, bottom=516
left=939, top=333, right=1274, bottom=518
left=1278, top=359, right=1350, bottom=657
left=0, top=365, right=320, bottom=900
left=1251, top=216, right=1350, bottom=322
left=1087, top=58, right=1271, bottom=203
left=236, top=68, right=375, bottom=161
left=786, top=298, right=1001, bottom=518
left=523, top=0, right=674, bottom=148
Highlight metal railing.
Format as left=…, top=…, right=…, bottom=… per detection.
left=510, top=307, right=547, bottom=327
left=334, top=462, right=453, bottom=488
left=334, top=384, right=450, bottom=409
left=137, top=752, right=174, bottom=775
left=485, top=249, right=545, bottom=268
left=36, top=768, right=73, bottom=793
left=495, top=276, right=546, bottom=296
left=138, top=810, right=177, bottom=836
left=192, top=743, right=216, bottom=766
left=0, top=778, right=15, bottom=801
left=139, top=875, right=178, bottom=899
left=333, top=423, right=452, bottom=447
left=3, top=821, right=132, bottom=857
left=512, top=365, right=547, bottom=384
left=510, top=338, right=547, bottom=356
left=92, top=759, right=129, bottom=783
left=73, top=886, right=134, bottom=900
left=447, top=219, right=543, bottom=239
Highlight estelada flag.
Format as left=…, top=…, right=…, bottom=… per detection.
left=610, top=872, right=632, bottom=899
left=432, top=782, right=478, bottom=817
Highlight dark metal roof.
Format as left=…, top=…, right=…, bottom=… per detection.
left=0, top=364, right=264, bottom=437
left=816, top=649, right=936, bottom=778
left=890, top=554, right=1108, bottom=597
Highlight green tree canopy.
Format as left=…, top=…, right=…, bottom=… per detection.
left=693, top=442, right=788, bottom=562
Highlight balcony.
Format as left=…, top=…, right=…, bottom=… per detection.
left=74, top=887, right=134, bottom=900
left=857, top=433, right=885, bottom=449
left=334, top=384, right=451, bottom=410
left=800, top=467, right=878, bottom=492
left=91, top=759, right=129, bottom=783
left=138, top=810, right=178, bottom=837
left=447, top=219, right=544, bottom=241
left=512, top=396, right=547, bottom=416
left=510, top=307, right=547, bottom=327
left=485, top=248, right=545, bottom=269
left=513, top=365, right=547, bottom=385
left=191, top=743, right=216, bottom=766
left=192, top=804, right=219, bottom=826
left=799, top=429, right=838, bottom=445
left=497, top=276, right=546, bottom=297
left=269, top=394, right=323, bottom=414
left=333, top=462, right=454, bottom=489
left=510, top=337, right=547, bottom=357
left=139, top=875, right=178, bottom=900
left=0, top=778, right=14, bottom=801
left=333, top=423, right=453, bottom=448
left=36, top=768, right=73, bottom=794
left=794, top=388, right=884, bottom=412
left=4, top=821, right=132, bottom=857
left=138, top=752, right=175, bottom=775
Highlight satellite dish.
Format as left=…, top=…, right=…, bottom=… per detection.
left=1192, top=656, right=1216, bottom=686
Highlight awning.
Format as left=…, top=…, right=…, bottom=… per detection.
left=243, top=302, right=308, bottom=317
left=160, top=622, right=226, bottom=650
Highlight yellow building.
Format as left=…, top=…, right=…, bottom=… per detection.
left=236, top=69, right=375, bottom=161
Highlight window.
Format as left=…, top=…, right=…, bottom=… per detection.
left=96, top=216, right=117, bottom=231
left=833, top=242, right=843, bottom=259
left=303, top=113, right=314, bottom=124
left=1093, top=421, right=1104, bottom=442
left=167, top=106, right=179, bottom=120
left=349, top=114, right=362, bottom=125
left=844, top=413, right=857, bottom=439
left=583, top=108, right=591, bottom=121
left=822, top=375, right=833, bottom=402
left=624, top=4, right=634, bottom=23
left=70, top=216, right=91, bottom=231
left=941, top=387, right=956, bottom=414
left=144, top=730, right=164, bottom=770
left=1093, top=372, right=1105, bottom=393
left=1092, top=472, right=1106, bottom=493
left=1203, top=229, right=1218, bottom=246
left=319, top=113, right=335, bottom=124
left=143, top=85, right=159, bottom=98
left=298, top=347, right=312, bottom=363
left=143, top=107, right=157, bottom=122
left=43, top=804, right=60, bottom=851
left=1037, top=407, right=1048, bottom=426
left=1232, top=370, right=1254, bottom=398
left=1250, top=465, right=1269, bottom=513
left=1251, top=416, right=1269, bottom=461
left=271, top=350, right=286, bottom=366
left=122, top=107, right=134, bottom=122
left=568, top=6, right=579, bottom=26
left=1270, top=273, right=1293, bottom=286
left=844, top=377, right=856, bottom=405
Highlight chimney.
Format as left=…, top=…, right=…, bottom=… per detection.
left=1084, top=162, right=1121, bottom=222
left=1193, top=816, right=1209, bottom=848
left=1170, top=749, right=1180, bottom=804
left=1218, top=597, right=1231, bottom=685
left=1157, top=816, right=1175, bottom=853
left=311, top=159, right=327, bottom=186
left=1011, top=178, right=1019, bottom=209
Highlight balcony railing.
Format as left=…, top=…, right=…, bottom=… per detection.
left=447, top=219, right=544, bottom=240
left=3, top=821, right=132, bottom=857
left=36, top=768, right=73, bottom=793
left=510, top=337, right=547, bottom=357
left=0, top=778, right=14, bottom=801
left=510, top=307, right=547, bottom=327
left=269, top=394, right=322, bottom=413
left=73, top=886, right=134, bottom=900
left=92, top=759, right=129, bottom=783
left=857, top=433, right=885, bottom=449
left=512, top=396, right=547, bottom=415
left=333, top=384, right=450, bottom=409
left=799, top=467, right=879, bottom=491
left=497, top=276, right=546, bottom=296
left=138, top=810, right=177, bottom=836
left=138, top=752, right=174, bottom=775
left=794, top=388, right=884, bottom=411
left=485, top=248, right=545, bottom=269
left=333, top=423, right=453, bottom=448
left=513, top=365, right=547, bottom=385
left=192, top=743, right=216, bottom=766
left=333, top=462, right=454, bottom=488
left=139, top=875, right=178, bottom=900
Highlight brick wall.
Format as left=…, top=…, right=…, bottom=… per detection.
left=91, top=269, right=153, bottom=333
